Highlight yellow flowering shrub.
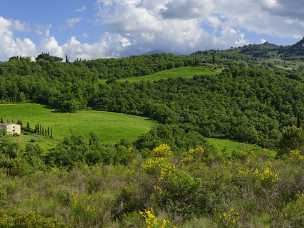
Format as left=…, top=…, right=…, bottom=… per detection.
left=237, top=162, right=279, bottom=184
left=143, top=157, right=175, bottom=180
left=218, top=208, right=240, bottom=227
left=140, top=208, right=174, bottom=228
left=152, top=144, right=173, bottom=158
left=143, top=144, right=176, bottom=180
left=254, top=164, right=279, bottom=183
left=289, top=150, right=304, bottom=161
left=0, top=211, right=65, bottom=227
left=182, top=146, right=205, bottom=164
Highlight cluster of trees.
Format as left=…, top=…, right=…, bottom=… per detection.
left=91, top=64, right=304, bottom=147
left=0, top=53, right=196, bottom=111
left=33, top=124, right=53, bottom=138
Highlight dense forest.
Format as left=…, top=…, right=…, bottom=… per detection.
left=1, top=50, right=304, bottom=227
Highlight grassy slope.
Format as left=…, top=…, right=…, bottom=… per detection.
left=0, top=104, right=154, bottom=147
left=2, top=134, right=56, bottom=150
left=99, top=66, right=218, bottom=84
left=207, top=138, right=276, bottom=157
left=263, top=58, right=304, bottom=70
left=118, top=66, right=218, bottom=83
left=0, top=104, right=275, bottom=155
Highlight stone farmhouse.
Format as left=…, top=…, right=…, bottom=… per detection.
left=0, top=123, right=21, bottom=136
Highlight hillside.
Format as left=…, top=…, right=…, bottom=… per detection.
left=4, top=1, right=304, bottom=226
left=226, top=37, right=304, bottom=60
left=117, top=66, right=218, bottom=83
left=0, top=103, right=154, bottom=146
left=1, top=48, right=304, bottom=227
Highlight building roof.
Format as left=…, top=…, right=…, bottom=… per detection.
left=0, top=123, right=21, bottom=127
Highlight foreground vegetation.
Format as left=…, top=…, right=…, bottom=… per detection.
left=0, top=135, right=304, bottom=227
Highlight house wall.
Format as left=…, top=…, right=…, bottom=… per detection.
left=6, top=124, right=21, bottom=135
left=0, top=124, right=21, bottom=136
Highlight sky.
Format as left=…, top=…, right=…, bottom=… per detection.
left=0, top=0, right=304, bottom=61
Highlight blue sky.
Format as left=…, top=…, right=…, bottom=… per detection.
left=0, top=0, right=303, bottom=60
left=0, top=0, right=99, bottom=43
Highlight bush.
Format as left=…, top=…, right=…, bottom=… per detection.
left=0, top=210, right=65, bottom=228
left=281, top=193, right=304, bottom=227
left=279, top=126, right=304, bottom=155
left=157, top=170, right=200, bottom=217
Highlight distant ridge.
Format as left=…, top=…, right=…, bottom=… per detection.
left=225, top=37, right=304, bottom=59
left=291, top=37, right=304, bottom=49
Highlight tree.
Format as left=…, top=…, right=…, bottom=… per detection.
left=279, top=126, right=304, bottom=155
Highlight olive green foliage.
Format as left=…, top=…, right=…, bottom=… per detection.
left=279, top=126, right=304, bottom=155
left=94, top=64, right=304, bottom=147
left=45, top=134, right=134, bottom=168
left=0, top=53, right=194, bottom=112
left=0, top=138, right=303, bottom=227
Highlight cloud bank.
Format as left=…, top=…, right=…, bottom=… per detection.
left=1, top=0, right=304, bottom=60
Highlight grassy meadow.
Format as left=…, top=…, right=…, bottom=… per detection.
left=207, top=138, right=276, bottom=158
left=0, top=103, right=154, bottom=147
left=99, top=66, right=219, bottom=84
left=118, top=66, right=218, bottom=82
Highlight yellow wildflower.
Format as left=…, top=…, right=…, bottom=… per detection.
left=152, top=144, right=172, bottom=158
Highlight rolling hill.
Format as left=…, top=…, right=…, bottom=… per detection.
left=99, top=66, right=219, bottom=84
left=117, top=66, right=219, bottom=82
left=0, top=103, right=154, bottom=147
left=230, top=37, right=304, bottom=59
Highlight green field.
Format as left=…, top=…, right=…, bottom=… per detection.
left=207, top=138, right=276, bottom=158
left=0, top=104, right=154, bottom=147
left=119, top=66, right=218, bottom=83
left=99, top=66, right=219, bottom=84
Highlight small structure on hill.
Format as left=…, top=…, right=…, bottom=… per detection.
left=0, top=123, right=21, bottom=136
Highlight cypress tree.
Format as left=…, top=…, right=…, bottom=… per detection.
left=26, top=122, right=30, bottom=131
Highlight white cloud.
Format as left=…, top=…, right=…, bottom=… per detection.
left=12, top=20, right=29, bottom=32
left=217, top=0, right=304, bottom=38
left=1, top=1, right=304, bottom=61
left=41, top=36, right=64, bottom=57
left=0, top=16, right=133, bottom=61
left=76, top=5, right=87, bottom=13
left=261, top=0, right=279, bottom=9
left=260, top=38, right=267, bottom=43
left=160, top=0, right=215, bottom=19
left=65, top=17, right=82, bottom=28
left=259, top=0, right=304, bottom=20
left=95, top=0, right=249, bottom=55
left=0, top=17, right=36, bottom=60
